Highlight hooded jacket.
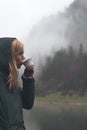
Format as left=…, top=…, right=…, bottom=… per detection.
left=0, top=38, right=35, bottom=130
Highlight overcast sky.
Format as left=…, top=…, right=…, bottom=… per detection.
left=0, top=0, right=74, bottom=40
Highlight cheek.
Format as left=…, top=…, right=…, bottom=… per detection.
left=15, top=56, right=20, bottom=63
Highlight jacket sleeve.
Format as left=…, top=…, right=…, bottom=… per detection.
left=21, top=76, right=35, bottom=110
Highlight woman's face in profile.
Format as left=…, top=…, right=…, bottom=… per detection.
left=15, top=50, right=25, bottom=69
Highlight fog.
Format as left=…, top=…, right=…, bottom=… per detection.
left=23, top=0, right=87, bottom=69
left=18, top=0, right=87, bottom=129
left=0, top=0, right=73, bottom=38
left=23, top=10, right=69, bottom=69
left=5, top=0, right=87, bottom=129
left=66, top=0, right=87, bottom=50
left=22, top=5, right=70, bottom=71
left=0, top=0, right=75, bottom=70
left=1, top=0, right=87, bottom=129
left=24, top=13, right=69, bottom=65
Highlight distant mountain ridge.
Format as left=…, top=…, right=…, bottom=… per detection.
left=66, top=0, right=87, bottom=50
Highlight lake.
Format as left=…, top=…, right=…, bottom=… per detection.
left=23, top=101, right=87, bottom=130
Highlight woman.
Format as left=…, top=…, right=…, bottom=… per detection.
left=0, top=37, right=35, bottom=130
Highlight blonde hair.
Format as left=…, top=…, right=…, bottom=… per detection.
left=8, top=39, right=24, bottom=89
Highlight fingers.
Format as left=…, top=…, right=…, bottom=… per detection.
left=24, top=67, right=34, bottom=77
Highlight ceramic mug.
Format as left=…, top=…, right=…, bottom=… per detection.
left=23, top=58, right=34, bottom=68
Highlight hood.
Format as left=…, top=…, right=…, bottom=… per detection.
left=0, top=37, right=16, bottom=75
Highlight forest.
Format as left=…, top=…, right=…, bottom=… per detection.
left=36, top=44, right=87, bottom=96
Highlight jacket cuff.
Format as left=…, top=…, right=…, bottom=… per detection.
left=22, top=74, right=33, bottom=79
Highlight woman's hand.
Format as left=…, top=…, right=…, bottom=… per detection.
left=23, top=67, right=34, bottom=78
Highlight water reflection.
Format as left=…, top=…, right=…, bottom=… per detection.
left=23, top=101, right=87, bottom=130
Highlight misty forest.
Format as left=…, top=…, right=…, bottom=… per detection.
left=36, top=44, right=87, bottom=96
left=24, top=0, right=87, bottom=130
left=35, top=0, right=87, bottom=97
